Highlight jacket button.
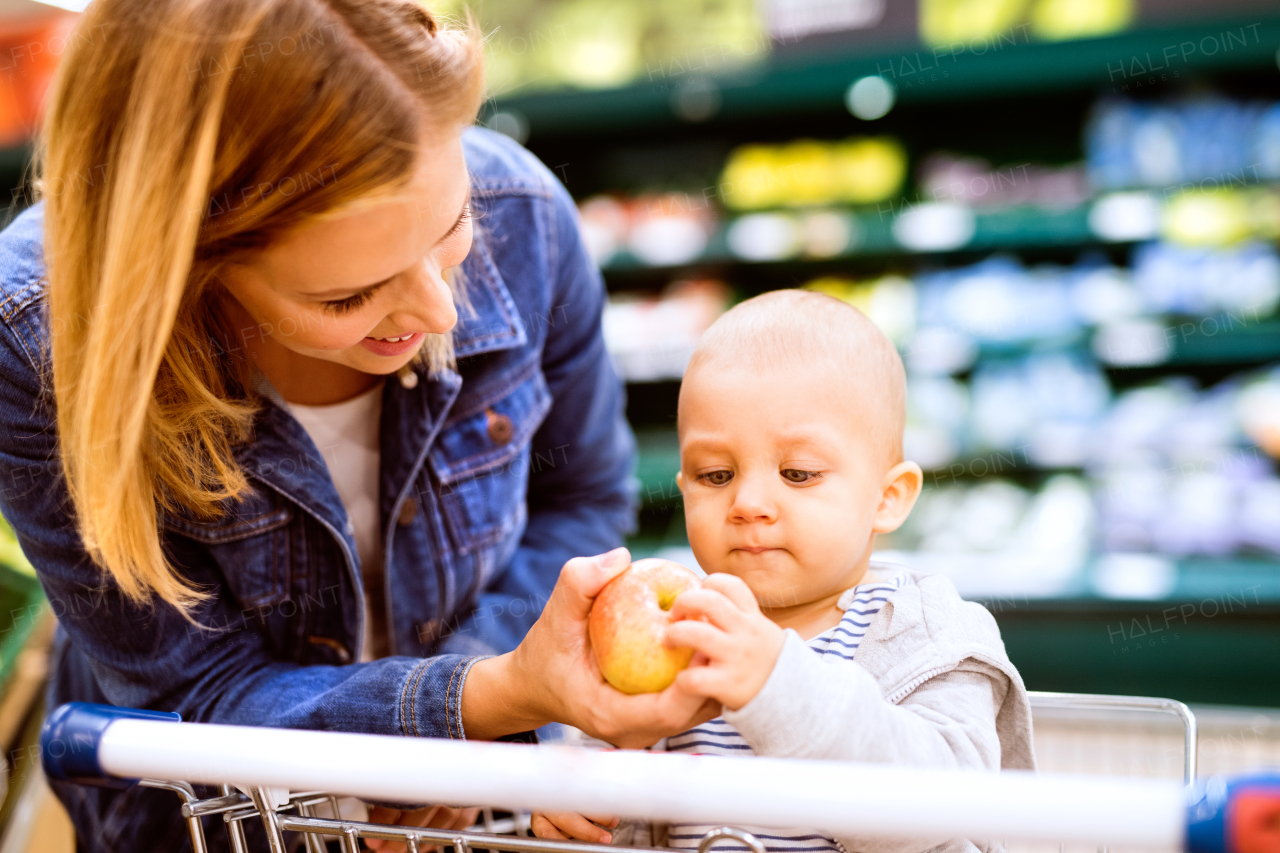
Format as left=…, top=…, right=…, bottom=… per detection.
left=397, top=498, right=418, bottom=526
left=306, top=635, right=351, bottom=664
left=486, top=408, right=513, bottom=445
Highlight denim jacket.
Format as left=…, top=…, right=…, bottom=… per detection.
left=0, top=127, right=639, bottom=851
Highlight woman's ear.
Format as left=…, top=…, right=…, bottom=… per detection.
left=872, top=461, right=923, bottom=534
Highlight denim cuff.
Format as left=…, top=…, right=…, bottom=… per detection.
left=398, top=653, right=483, bottom=739
left=445, top=654, right=489, bottom=740
left=399, top=653, right=540, bottom=745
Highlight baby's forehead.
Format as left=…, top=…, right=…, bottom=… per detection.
left=679, top=360, right=891, bottom=439
left=680, top=366, right=902, bottom=462
left=676, top=289, right=906, bottom=453
left=681, top=347, right=891, bottom=406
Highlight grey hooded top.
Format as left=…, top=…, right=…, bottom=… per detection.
left=608, top=565, right=1037, bottom=853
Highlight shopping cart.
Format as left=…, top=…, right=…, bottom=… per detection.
left=39, top=693, right=1280, bottom=853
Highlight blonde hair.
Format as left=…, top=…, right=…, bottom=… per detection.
left=36, top=0, right=484, bottom=616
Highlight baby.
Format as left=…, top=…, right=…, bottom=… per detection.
left=535, top=289, right=1035, bottom=853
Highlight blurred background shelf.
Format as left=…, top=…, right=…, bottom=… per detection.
left=459, top=0, right=1280, bottom=707
left=483, top=14, right=1280, bottom=136
left=598, top=202, right=1105, bottom=272
left=0, top=0, right=1273, bottom=732
left=0, top=0, right=1277, bottom=846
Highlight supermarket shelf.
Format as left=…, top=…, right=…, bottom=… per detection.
left=609, top=202, right=1099, bottom=273
left=626, top=532, right=1280, bottom=603
left=617, top=315, right=1280, bottom=390
left=992, top=564, right=1280, bottom=707
left=486, top=15, right=1280, bottom=136
left=1164, top=319, right=1280, bottom=365
left=600, top=202, right=1101, bottom=274
left=624, top=532, right=1280, bottom=705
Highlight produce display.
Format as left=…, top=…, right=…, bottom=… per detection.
left=579, top=193, right=718, bottom=268
left=895, top=365, right=1280, bottom=557
left=718, top=137, right=908, bottom=210
left=1086, top=96, right=1280, bottom=191
left=603, top=279, right=732, bottom=383
left=919, top=0, right=1132, bottom=46
left=432, top=0, right=765, bottom=94
left=584, top=82, right=1280, bottom=580
left=603, top=240, right=1280, bottom=382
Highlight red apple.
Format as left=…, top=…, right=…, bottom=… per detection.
left=588, top=558, right=702, bottom=695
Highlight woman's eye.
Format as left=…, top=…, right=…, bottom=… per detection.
left=321, top=288, right=376, bottom=315
left=781, top=469, right=818, bottom=483
left=450, top=204, right=473, bottom=239
left=697, top=470, right=733, bottom=486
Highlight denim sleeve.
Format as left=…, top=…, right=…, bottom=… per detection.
left=437, top=175, right=640, bottom=658
left=0, top=321, right=480, bottom=741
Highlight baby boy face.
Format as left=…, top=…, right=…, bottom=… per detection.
left=676, top=359, right=903, bottom=615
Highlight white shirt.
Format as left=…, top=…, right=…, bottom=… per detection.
left=286, top=382, right=388, bottom=663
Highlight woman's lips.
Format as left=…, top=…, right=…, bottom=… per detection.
left=359, top=332, right=425, bottom=357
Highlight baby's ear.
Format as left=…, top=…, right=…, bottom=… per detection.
left=675, top=470, right=685, bottom=491
left=873, top=461, right=923, bottom=534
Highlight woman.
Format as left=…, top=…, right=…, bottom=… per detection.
left=0, top=1, right=715, bottom=850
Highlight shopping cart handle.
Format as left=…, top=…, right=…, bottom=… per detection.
left=40, top=702, right=181, bottom=788
left=1186, top=771, right=1280, bottom=853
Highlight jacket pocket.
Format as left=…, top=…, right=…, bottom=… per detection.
left=161, top=486, right=295, bottom=609
left=428, top=363, right=552, bottom=556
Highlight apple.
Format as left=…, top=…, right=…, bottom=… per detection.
left=588, top=558, right=702, bottom=695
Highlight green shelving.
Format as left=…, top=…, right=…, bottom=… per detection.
left=602, top=201, right=1100, bottom=273
left=1166, top=319, right=1280, bottom=365
left=994, top=593, right=1280, bottom=706
left=486, top=15, right=1280, bottom=136
left=531, top=7, right=1280, bottom=705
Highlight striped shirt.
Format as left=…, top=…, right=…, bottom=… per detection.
left=664, top=570, right=914, bottom=853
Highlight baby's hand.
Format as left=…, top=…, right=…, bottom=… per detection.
left=665, top=574, right=786, bottom=711
left=531, top=810, right=619, bottom=843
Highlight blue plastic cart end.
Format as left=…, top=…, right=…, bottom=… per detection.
left=40, top=702, right=181, bottom=788
left=1186, top=771, right=1280, bottom=853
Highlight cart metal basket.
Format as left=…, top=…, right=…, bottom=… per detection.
left=38, top=692, right=1280, bottom=853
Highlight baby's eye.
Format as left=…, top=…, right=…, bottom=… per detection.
left=781, top=469, right=818, bottom=484
left=697, top=470, right=733, bottom=486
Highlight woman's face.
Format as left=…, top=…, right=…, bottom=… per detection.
left=218, top=131, right=473, bottom=381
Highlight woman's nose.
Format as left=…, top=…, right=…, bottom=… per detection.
left=393, top=260, right=458, bottom=334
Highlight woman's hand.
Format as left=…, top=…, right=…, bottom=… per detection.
left=461, top=547, right=722, bottom=747
left=531, top=810, right=619, bottom=843
left=363, top=804, right=479, bottom=852
left=664, top=573, right=786, bottom=712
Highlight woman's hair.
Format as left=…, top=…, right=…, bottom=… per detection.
left=36, top=0, right=484, bottom=616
